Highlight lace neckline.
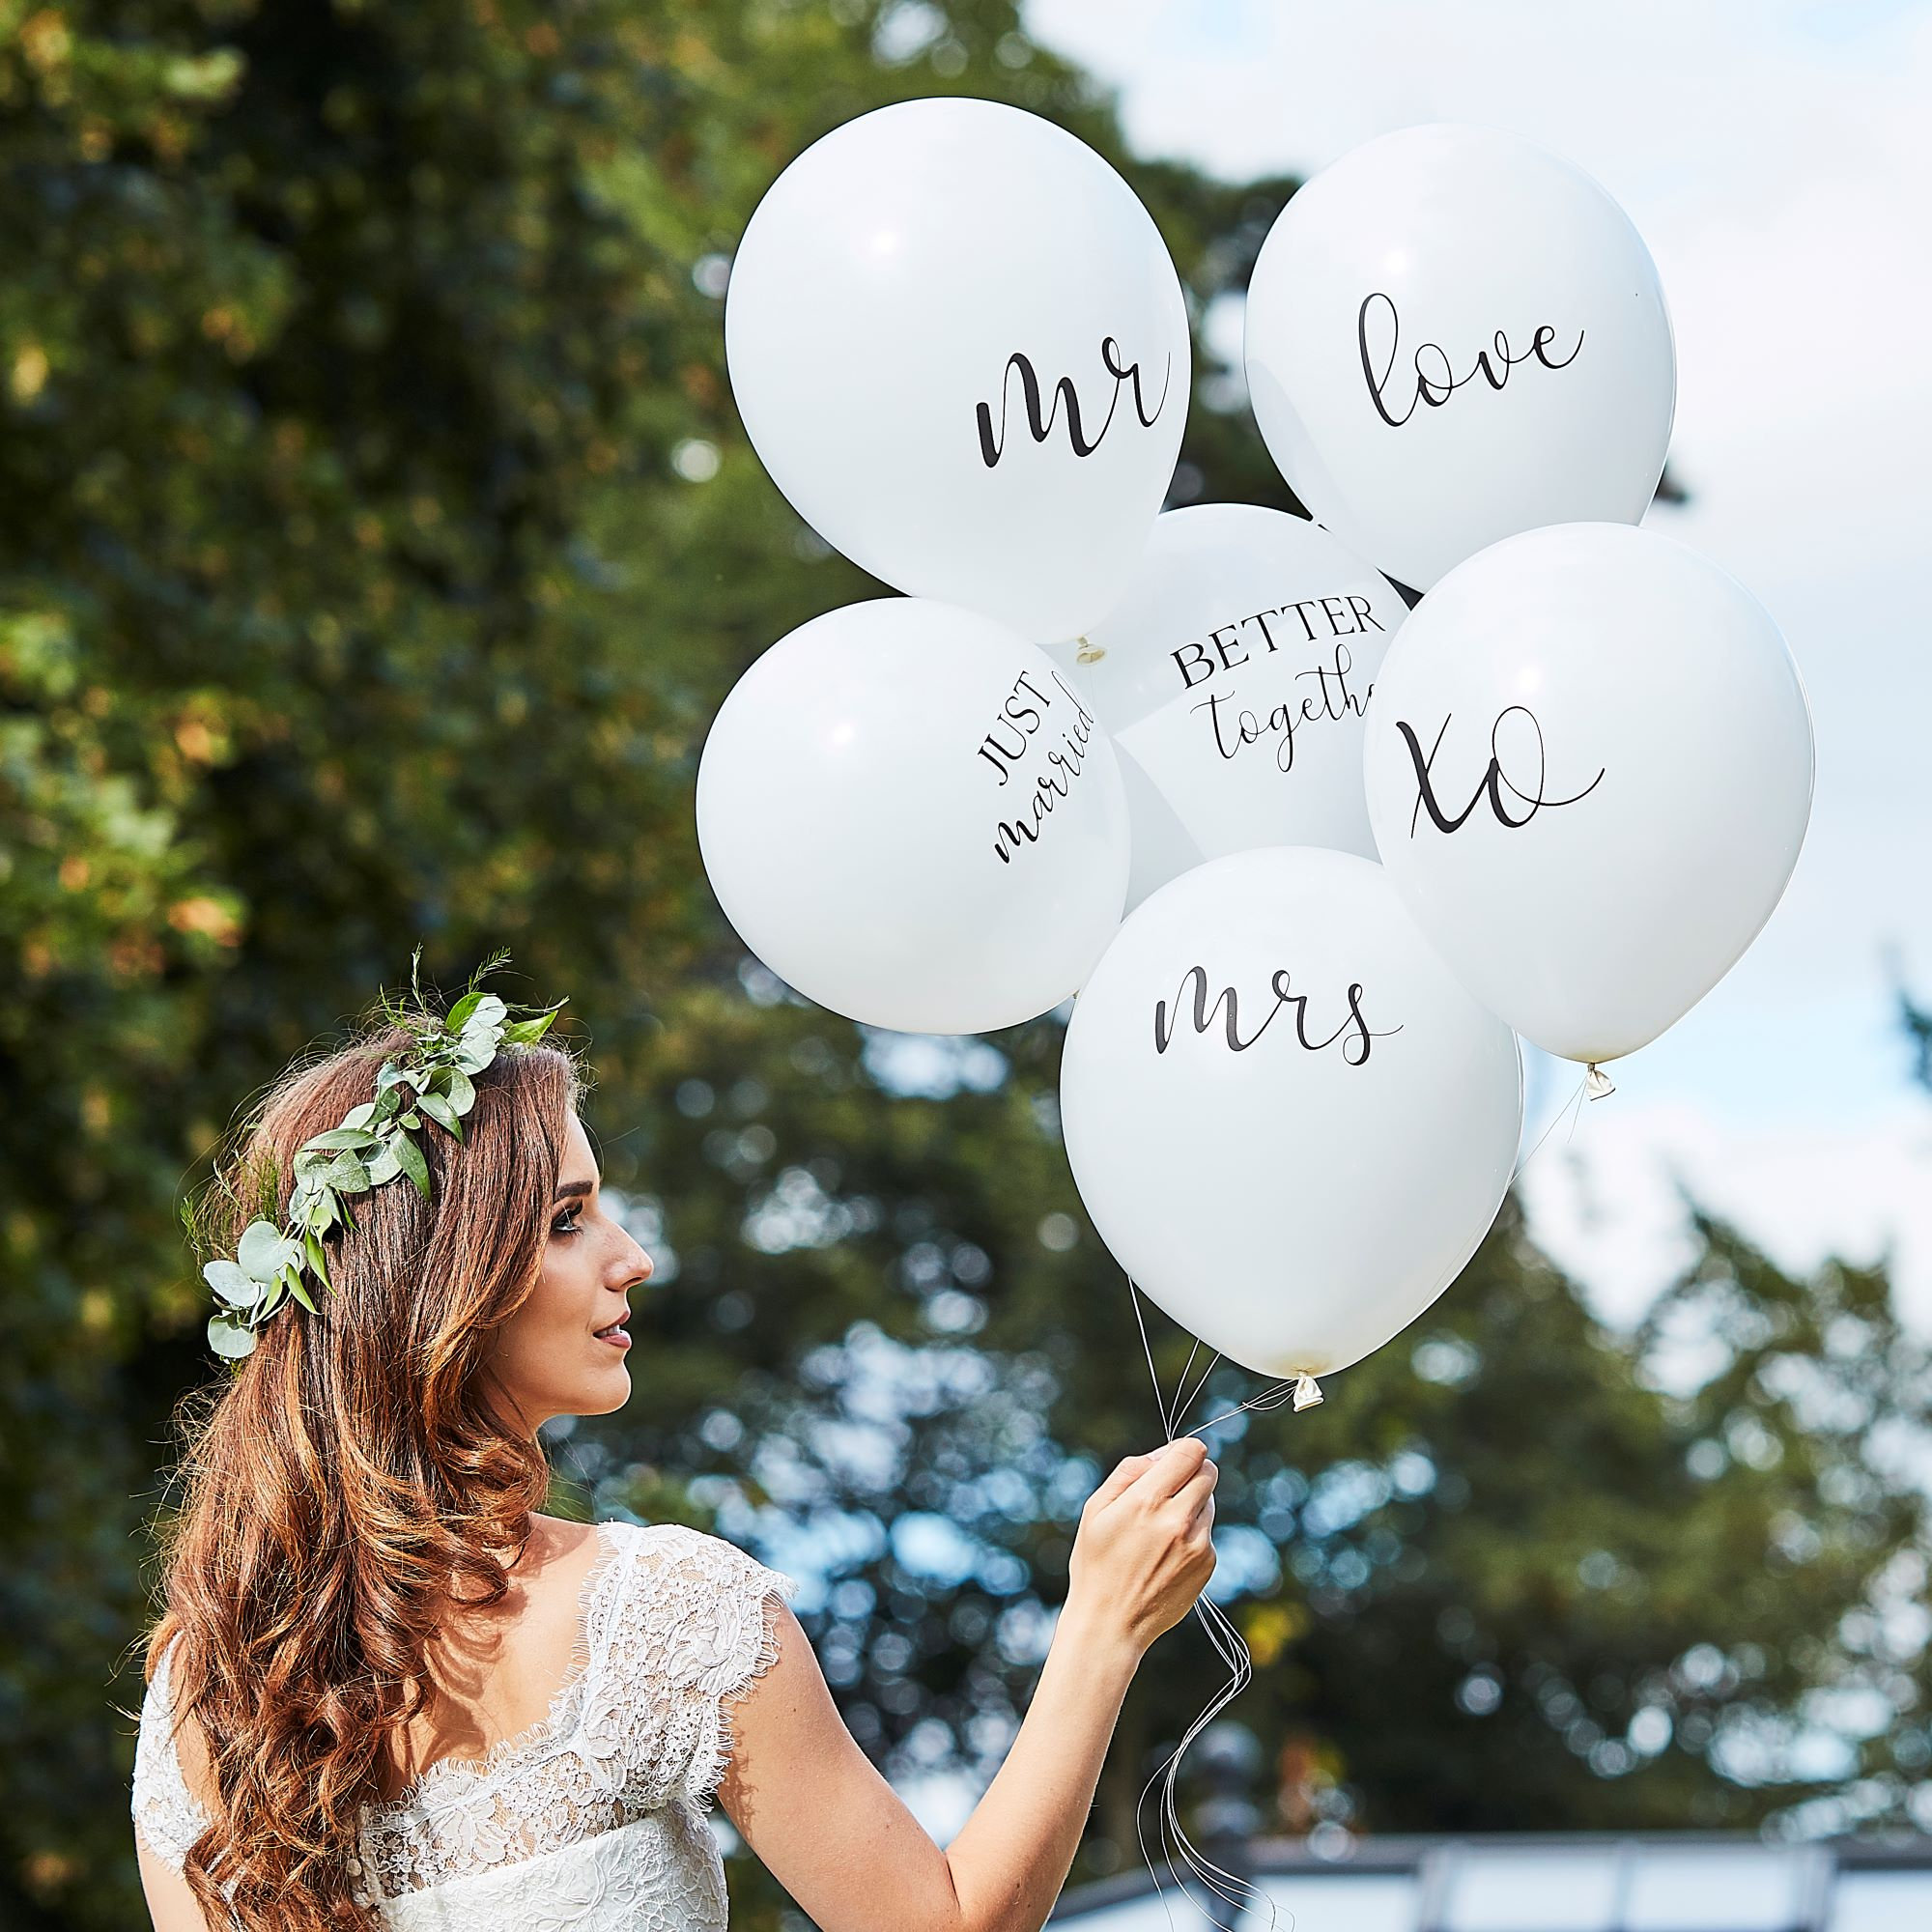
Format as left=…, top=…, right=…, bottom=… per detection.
left=371, top=1519, right=630, bottom=1820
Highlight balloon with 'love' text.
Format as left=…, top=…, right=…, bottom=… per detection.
left=696, top=598, right=1131, bottom=1036
left=1244, top=124, right=1675, bottom=591
left=1363, top=523, right=1814, bottom=1065
left=1049, top=504, right=1403, bottom=909
left=1060, top=846, right=1523, bottom=1389
left=724, top=97, right=1190, bottom=643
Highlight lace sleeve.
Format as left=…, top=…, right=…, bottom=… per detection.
left=607, top=1524, right=799, bottom=1813
left=131, top=1643, right=212, bottom=1874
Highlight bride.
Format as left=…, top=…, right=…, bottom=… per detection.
left=131, top=965, right=1219, bottom=1930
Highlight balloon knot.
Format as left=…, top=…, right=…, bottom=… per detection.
left=1584, top=1063, right=1617, bottom=1101
left=1292, top=1374, right=1324, bottom=1412
left=1074, top=635, right=1105, bottom=664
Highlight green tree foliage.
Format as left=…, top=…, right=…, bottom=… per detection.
left=0, top=2, right=1924, bottom=1925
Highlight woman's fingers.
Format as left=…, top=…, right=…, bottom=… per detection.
left=1134, top=1435, right=1209, bottom=1502
left=1169, top=1454, right=1218, bottom=1515
left=1086, top=1449, right=1158, bottom=1511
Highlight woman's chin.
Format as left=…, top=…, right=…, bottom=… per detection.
left=581, top=1362, right=632, bottom=1415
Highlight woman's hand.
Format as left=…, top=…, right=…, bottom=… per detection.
left=1065, top=1435, right=1219, bottom=1656
left=718, top=1436, right=1219, bottom=1932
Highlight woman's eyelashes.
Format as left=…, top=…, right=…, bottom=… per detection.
left=550, top=1206, right=583, bottom=1239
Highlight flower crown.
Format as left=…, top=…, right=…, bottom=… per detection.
left=197, top=948, right=567, bottom=1360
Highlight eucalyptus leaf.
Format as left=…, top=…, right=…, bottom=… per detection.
left=452, top=1039, right=494, bottom=1075
left=417, top=1092, right=462, bottom=1137
left=326, top=1151, right=372, bottom=1193
left=304, top=1126, right=382, bottom=1152
left=208, top=1313, right=258, bottom=1360
left=445, top=1067, right=475, bottom=1112
left=460, top=994, right=506, bottom=1036
left=303, top=1227, right=328, bottom=1278
left=341, top=1101, right=377, bottom=1130
left=238, top=1220, right=299, bottom=1284
left=284, top=1268, right=318, bottom=1315
left=202, top=1259, right=262, bottom=1307
left=364, top=1141, right=403, bottom=1186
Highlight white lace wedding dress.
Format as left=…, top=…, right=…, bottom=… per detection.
left=131, top=1520, right=798, bottom=1929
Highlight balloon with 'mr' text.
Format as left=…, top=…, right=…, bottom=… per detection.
left=1363, top=522, right=1814, bottom=1065
left=1244, top=124, right=1675, bottom=590
left=1060, top=846, right=1522, bottom=1387
left=1049, top=504, right=1403, bottom=909
left=696, top=597, right=1131, bottom=1036
left=724, top=97, right=1190, bottom=642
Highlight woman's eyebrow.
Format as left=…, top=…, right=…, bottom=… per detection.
left=552, top=1179, right=595, bottom=1204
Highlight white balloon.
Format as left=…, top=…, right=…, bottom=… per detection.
left=1364, top=523, right=1814, bottom=1065
left=1060, top=847, right=1522, bottom=1385
left=1049, top=504, right=1404, bottom=908
left=725, top=97, right=1190, bottom=641
left=1244, top=124, right=1675, bottom=590
left=696, top=598, right=1130, bottom=1035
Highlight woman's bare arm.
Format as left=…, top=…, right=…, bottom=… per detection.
left=719, top=1437, right=1218, bottom=1932
left=137, top=1836, right=216, bottom=1932
left=136, top=1702, right=218, bottom=1931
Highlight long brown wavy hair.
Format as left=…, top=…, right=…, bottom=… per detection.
left=144, top=997, right=586, bottom=1929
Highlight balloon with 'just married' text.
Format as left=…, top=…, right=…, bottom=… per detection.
left=696, top=598, right=1130, bottom=1036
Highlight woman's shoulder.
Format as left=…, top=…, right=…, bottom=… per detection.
left=582, top=1519, right=799, bottom=1666
left=594, top=1517, right=798, bottom=1601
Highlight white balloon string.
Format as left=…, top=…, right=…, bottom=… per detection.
left=1106, top=1069, right=1596, bottom=1924
left=1128, top=1272, right=1181, bottom=1438
left=1122, top=1277, right=1286, bottom=1932
left=1511, top=1071, right=1590, bottom=1189
left=1176, top=1346, right=1222, bottom=1421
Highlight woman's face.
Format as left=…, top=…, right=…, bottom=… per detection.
left=488, top=1110, right=653, bottom=1434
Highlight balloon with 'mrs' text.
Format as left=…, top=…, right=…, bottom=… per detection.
left=1363, top=523, right=1814, bottom=1065
left=724, top=97, right=1190, bottom=642
left=696, top=597, right=1130, bottom=1036
left=1244, top=124, right=1675, bottom=590
left=1060, top=846, right=1522, bottom=1385
left=1048, top=504, right=1403, bottom=909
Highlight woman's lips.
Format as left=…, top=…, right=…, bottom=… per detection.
left=595, top=1322, right=631, bottom=1350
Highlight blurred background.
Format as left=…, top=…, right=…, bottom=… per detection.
left=3, top=2, right=1929, bottom=1928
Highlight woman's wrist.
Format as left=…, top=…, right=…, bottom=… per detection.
left=1054, top=1587, right=1146, bottom=1678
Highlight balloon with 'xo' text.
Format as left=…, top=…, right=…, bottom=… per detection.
left=1243, top=123, right=1675, bottom=591
left=1049, top=504, right=1404, bottom=910
left=696, top=598, right=1130, bottom=1036
left=724, top=97, right=1190, bottom=642
left=1363, top=522, right=1814, bottom=1067
left=1060, top=846, right=1523, bottom=1391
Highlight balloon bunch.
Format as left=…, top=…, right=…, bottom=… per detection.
left=702, top=104, right=1814, bottom=1409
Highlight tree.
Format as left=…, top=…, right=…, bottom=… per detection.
left=1, top=3, right=1922, bottom=1925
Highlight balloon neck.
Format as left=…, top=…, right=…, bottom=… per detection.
left=1292, top=1374, right=1324, bottom=1412
left=1074, top=635, right=1105, bottom=665
left=1584, top=1063, right=1617, bottom=1101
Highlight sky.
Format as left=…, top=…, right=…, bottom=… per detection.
left=1024, top=0, right=1932, bottom=1331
